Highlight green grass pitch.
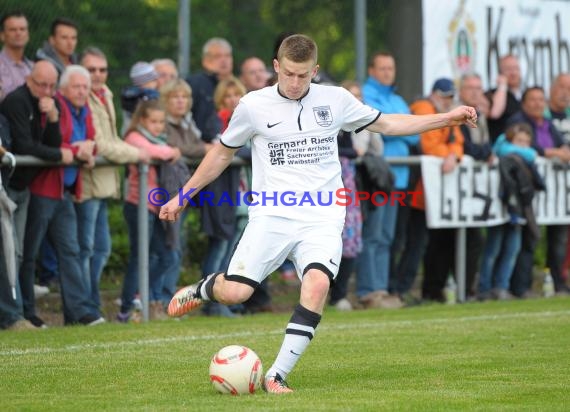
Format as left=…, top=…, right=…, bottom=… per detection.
left=1, top=298, right=569, bottom=411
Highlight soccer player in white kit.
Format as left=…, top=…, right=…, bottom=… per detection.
left=160, top=34, right=478, bottom=394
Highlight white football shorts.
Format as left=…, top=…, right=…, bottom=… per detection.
left=226, top=215, right=343, bottom=285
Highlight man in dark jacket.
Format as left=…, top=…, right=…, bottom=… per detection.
left=187, top=37, right=237, bottom=316
left=507, top=86, right=570, bottom=296
left=0, top=61, right=73, bottom=272
left=187, top=37, right=233, bottom=142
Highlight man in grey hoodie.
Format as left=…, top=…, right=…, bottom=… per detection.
left=35, top=17, right=78, bottom=75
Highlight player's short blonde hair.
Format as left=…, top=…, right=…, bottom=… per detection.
left=277, top=34, right=317, bottom=64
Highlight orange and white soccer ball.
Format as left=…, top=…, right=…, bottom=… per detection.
left=209, top=345, right=263, bottom=395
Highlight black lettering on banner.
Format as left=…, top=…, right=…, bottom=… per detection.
left=472, top=164, right=492, bottom=222
left=487, top=7, right=570, bottom=91
left=457, top=166, right=468, bottom=222
left=486, top=7, right=503, bottom=84
left=532, top=38, right=553, bottom=87
left=557, top=14, right=570, bottom=73
left=440, top=169, right=453, bottom=221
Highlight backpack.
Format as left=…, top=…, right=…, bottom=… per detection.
left=357, top=153, right=395, bottom=194
left=158, top=159, right=191, bottom=198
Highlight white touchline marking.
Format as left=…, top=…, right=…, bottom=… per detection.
left=1, top=310, right=568, bottom=357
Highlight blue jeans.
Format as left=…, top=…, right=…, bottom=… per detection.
left=20, top=193, right=98, bottom=322
left=202, top=236, right=230, bottom=276
left=75, top=199, right=112, bottom=308
left=39, top=238, right=58, bottom=285
left=479, top=224, right=522, bottom=293
left=389, top=202, right=408, bottom=293
left=395, top=208, right=429, bottom=294
left=356, top=202, right=398, bottom=297
left=510, top=225, right=538, bottom=297
left=122, top=202, right=179, bottom=313
left=156, top=209, right=188, bottom=305
left=151, top=220, right=182, bottom=305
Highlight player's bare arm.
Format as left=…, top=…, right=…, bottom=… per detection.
left=367, top=105, right=478, bottom=136
left=159, top=143, right=239, bottom=222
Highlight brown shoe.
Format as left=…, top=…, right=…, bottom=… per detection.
left=150, top=301, right=168, bottom=320
left=377, top=295, right=404, bottom=309
left=359, top=290, right=388, bottom=305
left=364, top=292, right=404, bottom=309
left=7, top=319, right=36, bottom=331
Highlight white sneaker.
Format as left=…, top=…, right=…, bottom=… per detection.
left=114, top=297, right=142, bottom=309
left=34, top=284, right=50, bottom=298
left=334, top=298, right=353, bottom=311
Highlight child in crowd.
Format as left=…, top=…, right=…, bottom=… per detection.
left=118, top=100, right=181, bottom=322
left=120, top=61, right=160, bottom=135
left=478, top=123, right=544, bottom=300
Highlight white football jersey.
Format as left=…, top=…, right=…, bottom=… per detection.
left=221, top=83, right=381, bottom=223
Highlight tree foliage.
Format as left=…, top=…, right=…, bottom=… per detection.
left=3, top=0, right=389, bottom=84
left=1, top=0, right=389, bottom=275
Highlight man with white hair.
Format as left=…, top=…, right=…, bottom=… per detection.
left=17, top=64, right=104, bottom=327
left=152, top=58, right=178, bottom=88
left=186, top=37, right=236, bottom=317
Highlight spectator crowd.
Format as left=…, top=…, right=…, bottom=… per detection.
left=0, top=12, right=569, bottom=330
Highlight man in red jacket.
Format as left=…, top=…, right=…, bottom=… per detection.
left=19, top=65, right=104, bottom=327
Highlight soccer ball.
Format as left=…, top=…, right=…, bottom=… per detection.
left=209, top=345, right=263, bottom=395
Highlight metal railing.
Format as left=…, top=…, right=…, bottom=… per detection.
left=1, top=154, right=468, bottom=322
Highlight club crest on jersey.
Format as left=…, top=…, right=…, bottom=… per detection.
left=313, top=106, right=333, bottom=127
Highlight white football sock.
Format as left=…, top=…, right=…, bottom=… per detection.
left=267, top=304, right=321, bottom=380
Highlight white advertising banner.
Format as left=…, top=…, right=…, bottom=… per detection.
left=422, top=0, right=570, bottom=95
left=422, top=156, right=570, bottom=228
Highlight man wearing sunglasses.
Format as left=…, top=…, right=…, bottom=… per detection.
left=78, top=47, right=148, bottom=310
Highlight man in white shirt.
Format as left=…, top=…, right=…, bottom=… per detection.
left=160, top=34, right=477, bottom=394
